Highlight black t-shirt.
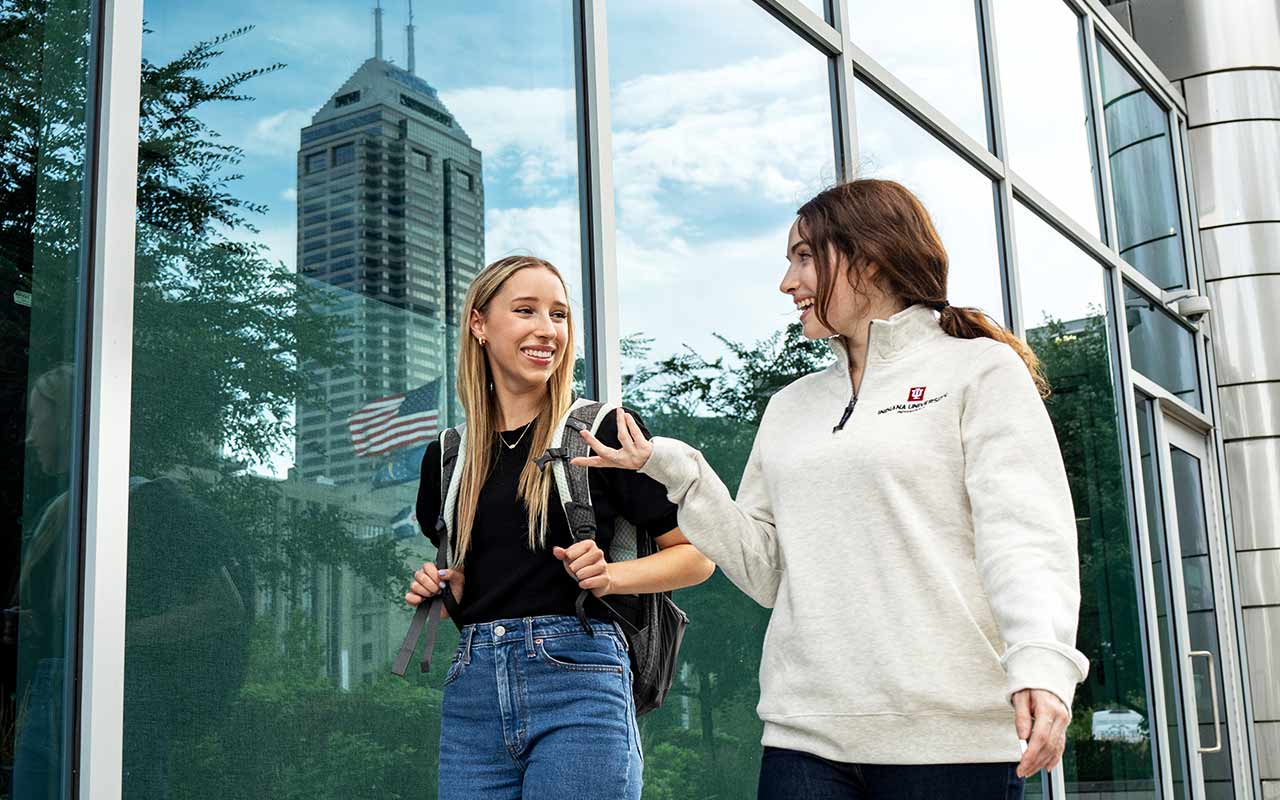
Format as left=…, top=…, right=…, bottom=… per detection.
left=415, top=408, right=680, bottom=627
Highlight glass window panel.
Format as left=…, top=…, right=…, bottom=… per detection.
left=854, top=80, right=1005, bottom=322
left=1014, top=203, right=1158, bottom=797
left=609, top=3, right=835, bottom=795
left=993, top=0, right=1103, bottom=237
left=1096, top=43, right=1188, bottom=291
left=4, top=0, right=98, bottom=795
left=124, top=3, right=584, bottom=796
left=847, top=0, right=989, bottom=146
left=1135, top=397, right=1192, bottom=797
left=1123, top=285, right=1201, bottom=410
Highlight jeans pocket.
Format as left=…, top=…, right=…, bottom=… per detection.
left=535, top=635, right=626, bottom=674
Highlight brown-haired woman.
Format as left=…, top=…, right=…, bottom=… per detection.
left=574, top=179, right=1089, bottom=799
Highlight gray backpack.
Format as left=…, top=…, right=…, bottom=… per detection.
left=393, top=399, right=688, bottom=716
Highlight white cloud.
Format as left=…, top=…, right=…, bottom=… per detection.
left=251, top=223, right=298, bottom=273
left=241, top=109, right=313, bottom=157
left=616, top=221, right=800, bottom=361
left=281, top=188, right=297, bottom=203
left=439, top=86, right=578, bottom=195
left=484, top=202, right=582, bottom=282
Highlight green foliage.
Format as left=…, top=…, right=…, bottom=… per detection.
left=131, top=25, right=346, bottom=476
left=170, top=617, right=442, bottom=800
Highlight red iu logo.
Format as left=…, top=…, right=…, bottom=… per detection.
left=908, top=386, right=927, bottom=402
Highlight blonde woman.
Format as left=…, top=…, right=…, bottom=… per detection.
left=405, top=256, right=713, bottom=799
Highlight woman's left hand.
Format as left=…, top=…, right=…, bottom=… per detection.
left=1013, top=689, right=1070, bottom=778
left=570, top=408, right=652, bottom=471
left=552, top=540, right=614, bottom=597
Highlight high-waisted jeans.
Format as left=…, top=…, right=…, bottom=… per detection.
left=437, top=614, right=643, bottom=800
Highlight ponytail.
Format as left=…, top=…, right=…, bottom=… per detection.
left=935, top=303, right=1050, bottom=398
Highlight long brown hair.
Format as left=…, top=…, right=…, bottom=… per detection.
left=453, top=256, right=577, bottom=568
left=796, top=179, right=1049, bottom=397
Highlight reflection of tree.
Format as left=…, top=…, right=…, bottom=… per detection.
left=6, top=14, right=422, bottom=795
left=1027, top=311, right=1155, bottom=789
left=133, top=26, right=346, bottom=476
left=624, top=324, right=830, bottom=798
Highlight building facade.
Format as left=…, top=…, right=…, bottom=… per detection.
left=1, top=0, right=1276, bottom=798
left=295, top=54, right=483, bottom=486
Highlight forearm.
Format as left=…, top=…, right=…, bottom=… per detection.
left=607, top=542, right=713, bottom=595
left=640, top=437, right=782, bottom=606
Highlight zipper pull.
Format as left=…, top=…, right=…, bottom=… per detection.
left=832, top=396, right=857, bottom=433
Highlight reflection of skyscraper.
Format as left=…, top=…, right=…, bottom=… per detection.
left=294, top=23, right=483, bottom=486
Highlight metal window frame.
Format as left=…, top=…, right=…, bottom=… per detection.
left=78, top=0, right=143, bottom=797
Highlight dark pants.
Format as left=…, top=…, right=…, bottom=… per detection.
left=757, top=746, right=1025, bottom=800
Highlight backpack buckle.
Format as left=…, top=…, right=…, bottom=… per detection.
left=563, top=501, right=597, bottom=541
left=534, top=447, right=570, bottom=471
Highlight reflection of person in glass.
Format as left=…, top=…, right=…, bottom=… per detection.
left=121, top=473, right=249, bottom=799
left=405, top=256, right=713, bottom=799
left=577, top=180, right=1090, bottom=799
left=10, top=364, right=74, bottom=800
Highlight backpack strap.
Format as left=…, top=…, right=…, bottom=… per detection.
left=539, top=400, right=643, bottom=636
left=391, top=426, right=464, bottom=677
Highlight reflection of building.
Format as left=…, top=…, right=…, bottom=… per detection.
left=267, top=472, right=434, bottom=687
left=294, top=25, right=483, bottom=486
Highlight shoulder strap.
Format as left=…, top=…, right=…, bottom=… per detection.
left=538, top=400, right=643, bottom=636
left=545, top=399, right=615, bottom=543
left=438, top=424, right=466, bottom=552
left=391, top=425, right=464, bottom=678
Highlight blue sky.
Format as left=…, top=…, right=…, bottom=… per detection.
left=140, top=0, right=1099, bottom=475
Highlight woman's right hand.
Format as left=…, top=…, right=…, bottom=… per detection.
left=571, top=408, right=653, bottom=471
left=406, top=564, right=463, bottom=619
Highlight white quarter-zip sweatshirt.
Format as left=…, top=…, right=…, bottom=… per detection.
left=639, top=304, right=1089, bottom=764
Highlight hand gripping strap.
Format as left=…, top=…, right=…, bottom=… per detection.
left=391, top=426, right=464, bottom=677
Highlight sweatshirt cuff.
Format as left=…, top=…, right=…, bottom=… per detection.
left=639, top=437, right=699, bottom=494
left=1003, top=643, right=1090, bottom=712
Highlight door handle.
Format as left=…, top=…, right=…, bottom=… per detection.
left=1189, top=650, right=1222, bottom=754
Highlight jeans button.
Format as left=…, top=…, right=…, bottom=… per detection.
left=494, top=625, right=506, bottom=637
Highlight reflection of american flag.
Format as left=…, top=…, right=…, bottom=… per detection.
left=348, top=379, right=440, bottom=457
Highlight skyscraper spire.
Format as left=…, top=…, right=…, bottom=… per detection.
left=374, top=0, right=384, bottom=60
left=406, top=0, right=416, bottom=75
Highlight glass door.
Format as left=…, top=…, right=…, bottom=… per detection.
left=1159, top=416, right=1242, bottom=800
left=1136, top=394, right=1245, bottom=800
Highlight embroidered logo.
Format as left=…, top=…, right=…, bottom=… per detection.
left=878, top=388, right=950, bottom=415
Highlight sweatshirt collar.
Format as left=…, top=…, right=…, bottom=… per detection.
left=826, top=304, right=946, bottom=365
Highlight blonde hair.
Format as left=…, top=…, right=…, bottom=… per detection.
left=451, top=256, right=576, bottom=568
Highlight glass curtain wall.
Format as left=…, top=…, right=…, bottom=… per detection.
left=120, top=2, right=583, bottom=797
left=71, top=0, right=1219, bottom=797
left=1015, top=204, right=1160, bottom=798
left=608, top=2, right=835, bottom=794
left=1, top=0, right=99, bottom=797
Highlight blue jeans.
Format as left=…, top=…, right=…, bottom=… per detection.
left=438, top=614, right=643, bottom=800
left=758, top=747, right=1024, bottom=800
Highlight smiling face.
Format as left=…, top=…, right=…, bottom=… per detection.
left=779, top=218, right=872, bottom=340
left=469, top=266, right=570, bottom=394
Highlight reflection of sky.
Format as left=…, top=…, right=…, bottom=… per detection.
left=993, top=0, right=1103, bottom=239
left=140, top=0, right=1109, bottom=406
left=1014, top=202, right=1108, bottom=328
left=848, top=0, right=988, bottom=146
left=609, top=0, right=837, bottom=362
left=855, top=81, right=1005, bottom=324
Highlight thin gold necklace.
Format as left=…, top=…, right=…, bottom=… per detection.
left=497, top=422, right=532, bottom=450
